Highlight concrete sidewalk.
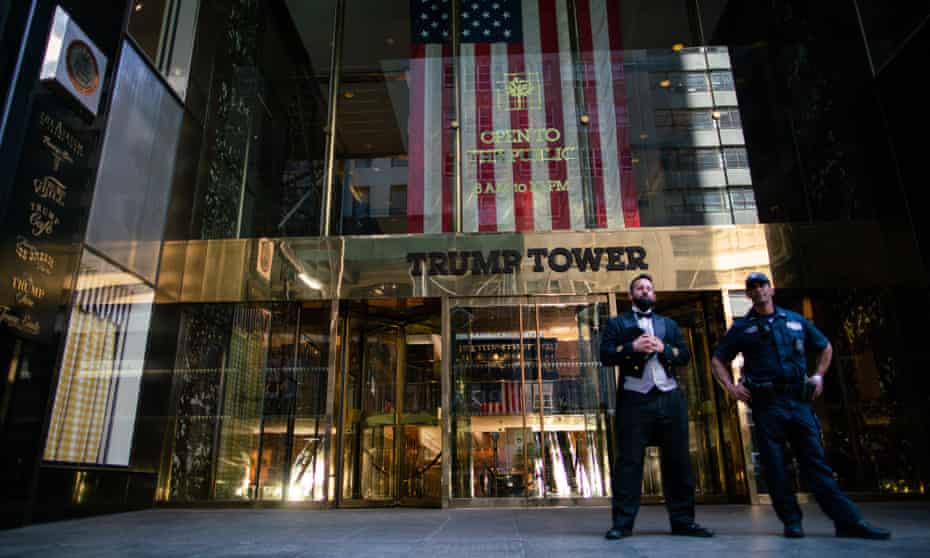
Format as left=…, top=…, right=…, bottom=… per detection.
left=0, top=502, right=927, bottom=557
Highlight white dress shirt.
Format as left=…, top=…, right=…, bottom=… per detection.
left=623, top=312, right=679, bottom=394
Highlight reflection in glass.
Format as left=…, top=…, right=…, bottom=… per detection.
left=187, top=1, right=332, bottom=239
left=451, top=305, right=528, bottom=498
left=335, top=0, right=454, bottom=235
left=43, top=251, right=154, bottom=466
left=339, top=299, right=442, bottom=504
left=167, top=302, right=331, bottom=502
left=213, top=306, right=269, bottom=500
left=127, top=0, right=199, bottom=98
left=626, top=46, right=758, bottom=226
left=536, top=303, right=611, bottom=498
left=451, top=300, right=613, bottom=499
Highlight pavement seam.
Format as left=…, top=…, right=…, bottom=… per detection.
left=422, top=513, right=452, bottom=541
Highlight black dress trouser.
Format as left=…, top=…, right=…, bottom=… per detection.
left=611, top=387, right=695, bottom=529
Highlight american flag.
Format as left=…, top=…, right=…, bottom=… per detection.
left=409, top=0, right=638, bottom=233
left=480, top=381, right=524, bottom=415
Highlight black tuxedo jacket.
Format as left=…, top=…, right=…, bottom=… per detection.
left=599, top=311, right=690, bottom=379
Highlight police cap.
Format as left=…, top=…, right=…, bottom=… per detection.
left=745, top=271, right=771, bottom=288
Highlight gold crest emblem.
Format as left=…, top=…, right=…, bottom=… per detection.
left=496, top=72, right=542, bottom=112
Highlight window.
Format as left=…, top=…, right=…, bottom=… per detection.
left=710, top=71, right=735, bottom=91
left=724, top=148, right=749, bottom=169
left=717, top=109, right=742, bottom=129
left=44, top=251, right=153, bottom=466
left=678, top=110, right=714, bottom=130
left=127, top=0, right=200, bottom=98
left=696, top=149, right=723, bottom=170
left=686, top=189, right=727, bottom=213
left=351, top=186, right=370, bottom=219
left=730, top=188, right=757, bottom=210
left=684, top=73, right=709, bottom=92
left=389, top=184, right=407, bottom=216
left=655, top=109, right=674, bottom=128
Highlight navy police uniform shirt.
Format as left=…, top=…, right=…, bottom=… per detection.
left=714, top=306, right=829, bottom=382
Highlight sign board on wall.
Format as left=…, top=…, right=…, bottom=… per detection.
left=0, top=95, right=93, bottom=342
left=40, top=6, right=108, bottom=117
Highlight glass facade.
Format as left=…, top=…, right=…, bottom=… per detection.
left=1, top=0, right=929, bottom=527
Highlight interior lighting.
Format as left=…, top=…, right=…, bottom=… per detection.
left=659, top=79, right=671, bottom=88
left=672, top=43, right=684, bottom=51
left=343, top=91, right=354, bottom=99
left=298, top=273, right=322, bottom=290
left=134, top=2, right=144, bottom=12
left=711, top=110, right=722, bottom=120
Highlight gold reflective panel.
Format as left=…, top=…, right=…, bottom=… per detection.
left=157, top=222, right=911, bottom=304
left=158, top=226, right=774, bottom=303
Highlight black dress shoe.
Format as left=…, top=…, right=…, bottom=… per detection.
left=783, top=523, right=805, bottom=538
left=671, top=523, right=714, bottom=537
left=836, top=520, right=891, bottom=540
left=604, top=527, right=632, bottom=540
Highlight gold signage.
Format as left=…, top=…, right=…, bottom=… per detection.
left=41, top=136, right=74, bottom=171
left=0, top=304, right=40, bottom=335
left=497, top=72, right=542, bottom=111
left=33, top=176, right=67, bottom=206
left=467, top=73, right=580, bottom=197
left=29, top=202, right=60, bottom=237
left=15, top=236, right=55, bottom=275
left=39, top=111, right=85, bottom=158
left=12, top=274, right=46, bottom=307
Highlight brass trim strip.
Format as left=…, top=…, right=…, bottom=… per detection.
left=321, top=0, right=346, bottom=237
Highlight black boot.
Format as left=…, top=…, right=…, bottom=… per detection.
left=604, top=527, right=632, bottom=540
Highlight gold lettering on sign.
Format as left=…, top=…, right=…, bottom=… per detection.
left=15, top=236, right=55, bottom=275
left=39, top=112, right=84, bottom=158
left=33, top=176, right=67, bottom=206
left=41, top=135, right=74, bottom=171
left=465, top=147, right=578, bottom=164
left=12, top=274, right=45, bottom=307
left=0, top=305, right=41, bottom=335
left=29, top=202, right=60, bottom=237
left=480, top=128, right=562, bottom=145
left=474, top=180, right=570, bottom=194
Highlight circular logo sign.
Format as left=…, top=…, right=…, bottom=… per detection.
left=66, top=40, right=99, bottom=96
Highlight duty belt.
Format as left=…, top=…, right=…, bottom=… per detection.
left=742, top=377, right=815, bottom=401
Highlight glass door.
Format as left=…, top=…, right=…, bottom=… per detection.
left=450, top=296, right=614, bottom=501
left=337, top=299, right=442, bottom=506
left=450, top=293, right=736, bottom=503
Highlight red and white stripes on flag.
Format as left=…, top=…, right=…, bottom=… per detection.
left=481, top=381, right=524, bottom=415
left=407, top=43, right=454, bottom=234
left=458, top=0, right=640, bottom=232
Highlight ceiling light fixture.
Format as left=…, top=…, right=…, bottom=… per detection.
left=672, top=43, right=684, bottom=51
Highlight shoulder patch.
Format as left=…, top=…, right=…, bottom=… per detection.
left=786, top=321, right=803, bottom=331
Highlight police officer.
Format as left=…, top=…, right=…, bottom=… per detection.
left=711, top=272, right=890, bottom=540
